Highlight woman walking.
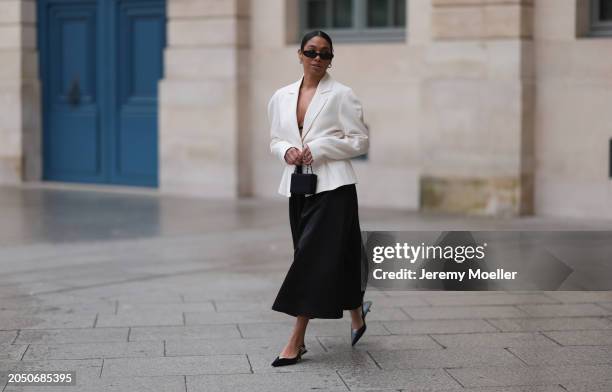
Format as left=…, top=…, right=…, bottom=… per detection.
left=267, top=30, right=372, bottom=367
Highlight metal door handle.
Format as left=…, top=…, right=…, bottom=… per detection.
left=68, top=76, right=81, bottom=107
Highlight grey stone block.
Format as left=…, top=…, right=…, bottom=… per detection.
left=318, top=334, right=440, bottom=351
left=337, top=368, right=462, bottom=390
left=360, top=296, right=428, bottom=307
left=369, top=347, right=523, bottom=369
left=129, top=325, right=241, bottom=341
left=431, top=332, right=558, bottom=348
left=23, top=341, right=164, bottom=360
left=0, top=359, right=102, bottom=386
left=543, top=329, right=612, bottom=346
left=213, top=300, right=277, bottom=312
left=238, top=320, right=390, bottom=338
left=0, top=331, right=17, bottom=344
left=486, top=316, right=612, bottom=332
left=250, top=350, right=379, bottom=373
left=185, top=310, right=292, bottom=325
left=562, top=382, right=612, bottom=392
left=96, top=311, right=184, bottom=327
left=544, top=291, right=612, bottom=303
left=596, top=302, right=612, bottom=311
left=0, top=344, right=27, bottom=360
left=462, top=387, right=565, bottom=392
left=383, top=319, right=497, bottom=335
left=402, top=305, right=527, bottom=320
left=447, top=365, right=612, bottom=387
left=113, top=301, right=215, bottom=314
left=423, top=293, right=559, bottom=306
left=3, top=375, right=186, bottom=392
left=0, top=310, right=97, bottom=329
left=186, top=371, right=348, bottom=391
left=516, top=304, right=612, bottom=317
left=16, top=328, right=129, bottom=345
left=508, top=345, right=612, bottom=366
left=101, top=355, right=250, bottom=377
left=165, top=337, right=324, bottom=356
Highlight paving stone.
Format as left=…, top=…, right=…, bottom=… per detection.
left=508, top=345, right=612, bottom=366
left=461, top=387, right=565, bottom=392
left=169, top=336, right=324, bottom=357
left=23, top=341, right=163, bottom=360
left=543, top=329, right=612, bottom=346
left=15, top=328, right=129, bottom=345
left=0, top=359, right=102, bottom=386
left=355, top=307, right=410, bottom=321
left=544, top=291, right=612, bottom=303
left=486, top=316, right=612, bottom=332
left=516, top=304, right=612, bottom=317
left=212, top=300, right=277, bottom=312
left=0, top=282, right=75, bottom=299
left=337, top=368, right=462, bottom=390
left=359, top=296, right=429, bottom=307
left=447, top=365, right=612, bottom=387
left=103, top=293, right=184, bottom=304
left=113, top=301, right=215, bottom=314
left=383, top=319, right=497, bottom=335
left=0, top=301, right=116, bottom=315
left=401, top=306, right=528, bottom=320
left=561, top=382, right=612, bottom=392
left=186, top=371, right=348, bottom=392
left=96, top=311, right=184, bottom=327
left=0, top=331, right=17, bottom=344
left=318, top=334, right=440, bottom=351
left=101, top=355, right=250, bottom=377
left=596, top=302, right=612, bottom=311
left=182, top=292, right=272, bottom=303
left=3, top=375, right=186, bottom=392
left=238, top=320, right=390, bottom=338
left=423, top=293, right=559, bottom=306
left=250, top=349, right=379, bottom=373
left=369, top=347, right=523, bottom=369
left=129, top=324, right=241, bottom=341
left=431, top=332, right=558, bottom=348
left=185, top=310, right=294, bottom=325
left=0, top=344, right=27, bottom=360
left=0, top=310, right=97, bottom=329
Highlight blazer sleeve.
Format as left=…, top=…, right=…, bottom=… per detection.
left=268, top=91, right=297, bottom=163
left=307, top=88, right=369, bottom=162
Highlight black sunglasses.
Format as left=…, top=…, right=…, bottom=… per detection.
left=302, top=49, right=334, bottom=60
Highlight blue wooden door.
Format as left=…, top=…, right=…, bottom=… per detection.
left=38, top=0, right=166, bottom=187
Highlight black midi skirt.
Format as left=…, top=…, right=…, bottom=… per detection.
left=272, top=180, right=368, bottom=319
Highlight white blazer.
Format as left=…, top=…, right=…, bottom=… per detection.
left=268, top=72, right=369, bottom=197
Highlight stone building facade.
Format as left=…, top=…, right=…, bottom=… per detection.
left=1, top=0, right=611, bottom=218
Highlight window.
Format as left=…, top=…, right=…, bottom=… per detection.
left=590, top=0, right=612, bottom=36
left=299, top=0, right=406, bottom=43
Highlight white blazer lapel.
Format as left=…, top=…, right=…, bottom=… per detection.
left=301, top=72, right=333, bottom=141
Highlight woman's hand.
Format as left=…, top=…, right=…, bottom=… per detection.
left=302, top=144, right=313, bottom=165
left=284, top=147, right=303, bottom=165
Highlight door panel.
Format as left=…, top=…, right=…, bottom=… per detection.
left=43, top=1, right=101, bottom=179
left=39, top=0, right=165, bottom=187
left=114, top=1, right=165, bottom=184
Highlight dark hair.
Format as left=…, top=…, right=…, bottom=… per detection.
left=300, top=30, right=333, bottom=54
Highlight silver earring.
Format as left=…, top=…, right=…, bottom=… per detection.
left=328, top=64, right=332, bottom=69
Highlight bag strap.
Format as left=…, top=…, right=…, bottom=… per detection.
left=293, top=164, right=313, bottom=174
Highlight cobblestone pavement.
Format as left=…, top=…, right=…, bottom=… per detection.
left=1, top=184, right=612, bottom=391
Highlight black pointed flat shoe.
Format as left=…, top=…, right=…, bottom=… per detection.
left=351, top=300, right=372, bottom=346
left=270, top=344, right=307, bottom=367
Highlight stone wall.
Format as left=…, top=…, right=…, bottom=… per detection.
left=0, top=0, right=41, bottom=183
left=419, top=0, right=535, bottom=216
left=159, top=0, right=250, bottom=198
